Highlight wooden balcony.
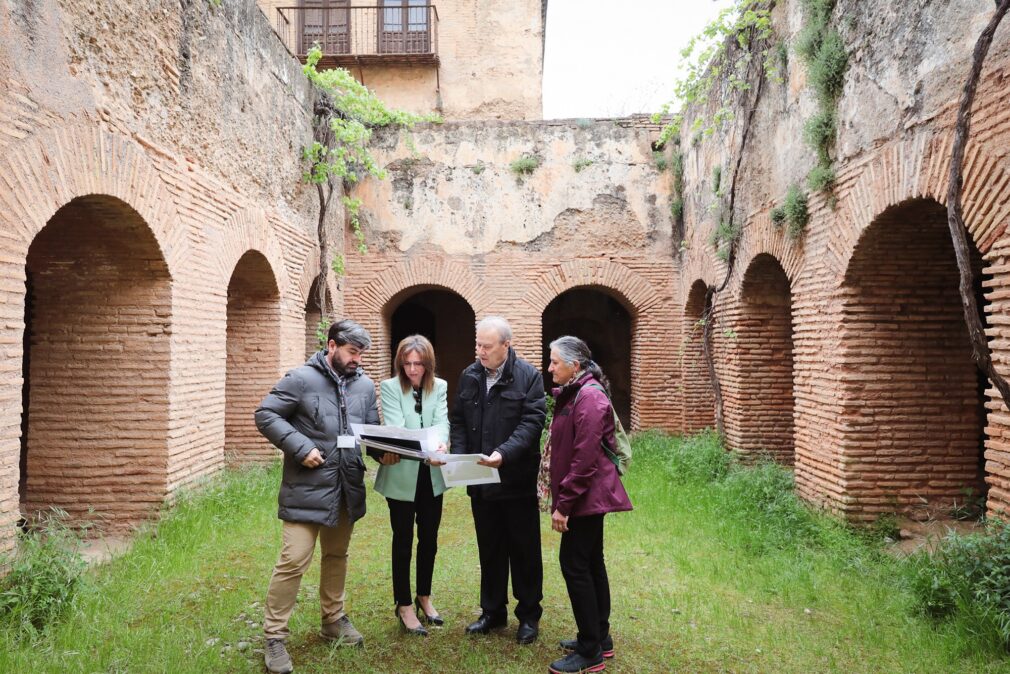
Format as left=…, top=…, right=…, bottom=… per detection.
left=276, top=3, right=439, bottom=69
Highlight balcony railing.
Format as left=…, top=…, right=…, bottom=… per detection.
left=276, top=4, right=439, bottom=69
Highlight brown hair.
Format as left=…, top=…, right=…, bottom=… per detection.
left=394, top=334, right=436, bottom=394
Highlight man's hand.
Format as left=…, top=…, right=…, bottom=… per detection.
left=427, top=442, right=448, bottom=467
left=551, top=509, right=569, bottom=533
left=301, top=448, right=324, bottom=468
left=477, top=450, right=503, bottom=468
left=379, top=452, right=401, bottom=465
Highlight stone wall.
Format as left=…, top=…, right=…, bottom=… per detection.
left=0, top=0, right=321, bottom=553
left=340, top=119, right=680, bottom=431
left=674, top=0, right=1010, bottom=521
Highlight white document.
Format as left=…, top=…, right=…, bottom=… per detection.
left=350, top=424, right=439, bottom=452
left=437, top=454, right=501, bottom=487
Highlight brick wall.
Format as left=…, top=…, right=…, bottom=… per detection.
left=344, top=253, right=679, bottom=433
left=0, top=0, right=319, bottom=554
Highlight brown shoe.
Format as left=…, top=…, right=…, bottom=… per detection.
left=264, top=638, right=293, bottom=673
left=320, top=615, right=364, bottom=647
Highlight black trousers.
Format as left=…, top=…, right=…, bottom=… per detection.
left=387, top=466, right=443, bottom=607
left=559, top=513, right=610, bottom=658
left=470, top=495, right=544, bottom=623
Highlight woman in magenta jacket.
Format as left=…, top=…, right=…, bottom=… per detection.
left=545, top=335, right=632, bottom=674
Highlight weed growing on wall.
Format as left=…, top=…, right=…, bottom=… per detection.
left=709, top=218, right=743, bottom=261
left=671, top=150, right=685, bottom=222
left=796, top=0, right=848, bottom=193
left=509, top=154, right=542, bottom=178
left=782, top=184, right=809, bottom=237
left=572, top=157, right=594, bottom=173
left=653, top=151, right=669, bottom=172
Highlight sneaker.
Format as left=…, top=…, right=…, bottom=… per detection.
left=320, top=615, right=365, bottom=647
left=264, top=638, right=293, bottom=674
left=560, top=634, right=615, bottom=658
left=548, top=651, right=606, bottom=674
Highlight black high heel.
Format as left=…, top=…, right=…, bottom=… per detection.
left=396, top=605, right=428, bottom=636
left=415, top=597, right=444, bottom=626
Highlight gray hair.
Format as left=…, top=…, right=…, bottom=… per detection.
left=549, top=335, right=610, bottom=394
left=550, top=335, right=592, bottom=369
left=476, top=315, right=512, bottom=343
left=328, top=318, right=372, bottom=350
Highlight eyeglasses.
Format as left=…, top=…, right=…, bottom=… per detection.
left=412, top=387, right=422, bottom=415
left=403, top=360, right=425, bottom=369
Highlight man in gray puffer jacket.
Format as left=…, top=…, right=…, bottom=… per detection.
left=255, top=319, right=379, bottom=674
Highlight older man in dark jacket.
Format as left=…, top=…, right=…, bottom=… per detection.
left=451, top=316, right=547, bottom=645
left=255, top=319, right=379, bottom=674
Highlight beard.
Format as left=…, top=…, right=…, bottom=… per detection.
left=329, top=352, right=358, bottom=376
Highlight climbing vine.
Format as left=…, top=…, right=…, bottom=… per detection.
left=654, top=0, right=781, bottom=147
left=656, top=0, right=781, bottom=435
left=301, top=46, right=437, bottom=321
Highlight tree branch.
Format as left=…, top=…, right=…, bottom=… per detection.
left=947, top=0, right=1010, bottom=408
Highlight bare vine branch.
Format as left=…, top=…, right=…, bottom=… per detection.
left=701, top=6, right=774, bottom=435
left=947, top=0, right=1010, bottom=408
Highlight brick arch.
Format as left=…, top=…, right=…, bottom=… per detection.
left=355, top=257, right=491, bottom=317
left=682, top=279, right=715, bottom=433
left=834, top=197, right=989, bottom=521
left=522, top=261, right=663, bottom=432
left=225, top=250, right=282, bottom=465
left=830, top=132, right=1010, bottom=282
left=723, top=253, right=795, bottom=462
left=348, top=258, right=488, bottom=386
left=0, top=124, right=187, bottom=545
left=731, top=224, right=804, bottom=299
left=520, top=259, right=662, bottom=317
left=215, top=207, right=291, bottom=300
left=0, top=123, right=189, bottom=278
left=19, top=195, right=174, bottom=531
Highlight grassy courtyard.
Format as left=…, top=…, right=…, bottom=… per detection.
left=2, top=432, right=1009, bottom=673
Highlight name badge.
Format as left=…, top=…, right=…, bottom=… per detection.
left=337, top=435, right=356, bottom=449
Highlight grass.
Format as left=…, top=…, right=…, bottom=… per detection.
left=4, top=432, right=1010, bottom=672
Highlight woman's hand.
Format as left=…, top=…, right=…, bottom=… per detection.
left=427, top=442, right=448, bottom=466
left=379, top=452, right=401, bottom=465
left=551, top=509, right=569, bottom=533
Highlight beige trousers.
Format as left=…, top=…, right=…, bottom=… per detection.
left=263, top=512, right=354, bottom=640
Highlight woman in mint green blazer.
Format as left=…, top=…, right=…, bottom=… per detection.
left=376, top=334, right=449, bottom=636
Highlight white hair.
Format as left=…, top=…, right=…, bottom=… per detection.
left=476, top=315, right=512, bottom=343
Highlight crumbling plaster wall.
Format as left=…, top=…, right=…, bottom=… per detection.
left=352, top=120, right=671, bottom=256
left=341, top=118, right=683, bottom=432
left=675, top=0, right=1010, bottom=520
